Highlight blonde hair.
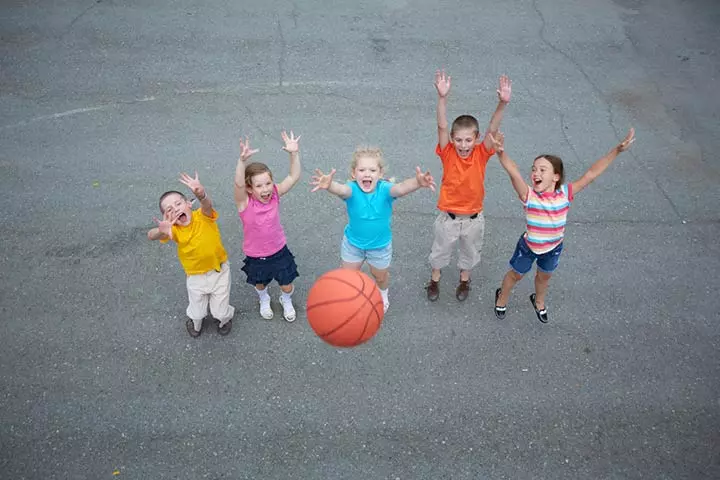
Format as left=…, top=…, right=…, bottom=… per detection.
left=350, top=146, right=394, bottom=182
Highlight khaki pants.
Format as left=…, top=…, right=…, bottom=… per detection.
left=186, top=262, right=235, bottom=329
left=428, top=212, right=485, bottom=271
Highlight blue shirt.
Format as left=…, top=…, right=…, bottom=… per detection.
left=343, top=180, right=396, bottom=249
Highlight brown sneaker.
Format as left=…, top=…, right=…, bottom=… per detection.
left=217, top=319, right=232, bottom=336
left=186, top=318, right=201, bottom=338
left=426, top=280, right=440, bottom=301
left=455, top=279, right=471, bottom=301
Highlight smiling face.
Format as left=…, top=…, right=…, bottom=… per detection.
left=248, top=171, right=274, bottom=203
left=450, top=127, right=479, bottom=159
left=352, top=154, right=383, bottom=192
left=531, top=157, right=561, bottom=193
left=160, top=192, right=193, bottom=226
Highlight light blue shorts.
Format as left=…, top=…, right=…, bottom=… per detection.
left=341, top=236, right=392, bottom=270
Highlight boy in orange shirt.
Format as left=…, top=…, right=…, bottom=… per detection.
left=426, top=70, right=512, bottom=301
left=147, top=172, right=235, bottom=337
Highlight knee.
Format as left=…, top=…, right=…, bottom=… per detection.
left=372, top=269, right=389, bottom=284
left=508, top=270, right=524, bottom=282
left=535, top=271, right=552, bottom=282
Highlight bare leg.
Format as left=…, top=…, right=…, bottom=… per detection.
left=431, top=268, right=441, bottom=282
left=496, top=269, right=524, bottom=306
left=533, top=270, right=552, bottom=310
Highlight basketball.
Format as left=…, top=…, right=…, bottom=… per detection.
left=306, top=269, right=385, bottom=347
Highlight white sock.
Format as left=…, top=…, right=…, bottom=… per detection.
left=379, top=288, right=389, bottom=303
left=280, top=285, right=294, bottom=302
left=255, top=287, right=270, bottom=301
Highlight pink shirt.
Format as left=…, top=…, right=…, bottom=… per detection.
left=238, top=185, right=287, bottom=258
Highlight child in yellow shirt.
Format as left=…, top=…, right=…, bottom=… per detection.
left=148, top=172, right=235, bottom=337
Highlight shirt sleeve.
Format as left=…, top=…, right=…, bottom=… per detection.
left=565, top=183, right=574, bottom=202
left=199, top=208, right=219, bottom=222
left=343, top=181, right=357, bottom=205
left=380, top=180, right=396, bottom=205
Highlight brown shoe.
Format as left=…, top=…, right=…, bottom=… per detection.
left=217, top=319, right=232, bottom=336
left=426, top=280, right=440, bottom=301
left=186, top=318, right=201, bottom=338
left=455, top=279, right=471, bottom=301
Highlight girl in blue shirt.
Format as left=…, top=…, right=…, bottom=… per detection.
left=312, top=147, right=436, bottom=313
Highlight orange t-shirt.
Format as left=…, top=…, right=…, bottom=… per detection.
left=436, top=142, right=494, bottom=214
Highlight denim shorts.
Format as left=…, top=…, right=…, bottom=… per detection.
left=341, top=235, right=392, bottom=270
left=509, top=235, right=564, bottom=274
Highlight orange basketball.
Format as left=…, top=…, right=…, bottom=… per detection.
left=306, top=269, right=385, bottom=347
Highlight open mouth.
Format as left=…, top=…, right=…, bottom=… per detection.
left=178, top=212, right=188, bottom=223
left=260, top=192, right=272, bottom=201
left=361, top=179, right=372, bottom=189
left=533, top=179, right=542, bottom=187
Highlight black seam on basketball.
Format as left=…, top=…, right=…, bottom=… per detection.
left=306, top=272, right=380, bottom=312
left=319, top=273, right=370, bottom=337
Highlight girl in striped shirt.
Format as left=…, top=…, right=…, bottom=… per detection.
left=488, top=128, right=635, bottom=323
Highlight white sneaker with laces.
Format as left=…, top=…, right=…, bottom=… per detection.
left=259, top=297, right=274, bottom=320
left=280, top=295, right=296, bottom=322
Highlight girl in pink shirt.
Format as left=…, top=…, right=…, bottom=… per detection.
left=234, top=131, right=302, bottom=322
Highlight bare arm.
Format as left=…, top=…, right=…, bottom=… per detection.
left=390, top=167, right=436, bottom=198
left=482, top=75, right=512, bottom=150
left=310, top=168, right=352, bottom=199
left=434, top=70, right=451, bottom=150
left=572, top=128, right=636, bottom=195
left=147, top=210, right=179, bottom=241
left=147, top=228, right=169, bottom=241
left=276, top=131, right=302, bottom=196
left=179, top=172, right=213, bottom=217
left=487, top=132, right=528, bottom=201
left=234, top=137, right=259, bottom=210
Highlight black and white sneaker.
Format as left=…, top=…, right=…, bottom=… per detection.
left=529, top=293, right=548, bottom=323
left=494, top=288, right=507, bottom=320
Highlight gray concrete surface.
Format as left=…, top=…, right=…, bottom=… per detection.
left=1, top=0, right=719, bottom=478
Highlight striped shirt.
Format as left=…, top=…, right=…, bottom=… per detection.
left=523, top=183, right=573, bottom=254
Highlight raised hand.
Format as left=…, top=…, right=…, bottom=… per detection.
left=487, top=132, right=505, bottom=152
left=415, top=166, right=436, bottom=191
left=617, top=127, right=636, bottom=152
left=281, top=130, right=301, bottom=153
left=434, top=69, right=451, bottom=98
left=310, top=168, right=337, bottom=192
left=179, top=171, right=206, bottom=199
left=239, top=136, right=260, bottom=162
left=496, top=75, right=512, bottom=104
left=153, top=210, right=180, bottom=240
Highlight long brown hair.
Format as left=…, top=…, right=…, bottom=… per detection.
left=534, top=154, right=564, bottom=190
left=245, top=162, right=273, bottom=186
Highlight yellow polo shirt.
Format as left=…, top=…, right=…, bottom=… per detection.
left=162, top=209, right=228, bottom=275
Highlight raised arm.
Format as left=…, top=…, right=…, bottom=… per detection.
left=390, top=167, right=436, bottom=198
left=276, top=130, right=302, bottom=196
left=179, top=172, right=213, bottom=217
left=234, top=137, right=259, bottom=210
left=435, top=69, right=451, bottom=150
left=572, top=128, right=635, bottom=195
left=487, top=132, right=528, bottom=201
left=310, top=168, right=352, bottom=199
left=482, top=75, right=512, bottom=150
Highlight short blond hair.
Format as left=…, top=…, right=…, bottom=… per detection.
left=351, top=146, right=385, bottom=170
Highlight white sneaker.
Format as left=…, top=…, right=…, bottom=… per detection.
left=259, top=297, right=274, bottom=320
left=280, top=295, right=296, bottom=322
